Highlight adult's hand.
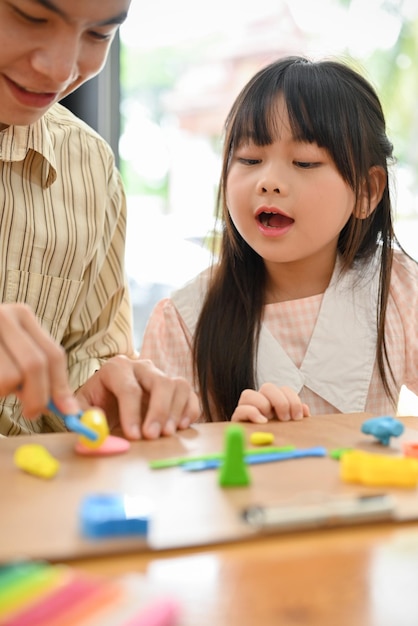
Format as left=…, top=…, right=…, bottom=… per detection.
left=76, top=355, right=201, bottom=440
left=0, top=303, right=79, bottom=419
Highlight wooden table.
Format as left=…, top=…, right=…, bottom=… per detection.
left=2, top=413, right=418, bottom=625
left=71, top=521, right=418, bottom=626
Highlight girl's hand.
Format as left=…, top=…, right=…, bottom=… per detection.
left=231, top=383, right=310, bottom=424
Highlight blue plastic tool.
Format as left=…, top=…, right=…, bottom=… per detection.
left=47, top=400, right=98, bottom=441
left=181, top=446, right=327, bottom=472
left=79, top=494, right=150, bottom=539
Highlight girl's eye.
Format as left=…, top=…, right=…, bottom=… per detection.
left=237, top=157, right=261, bottom=166
left=294, top=161, right=319, bottom=169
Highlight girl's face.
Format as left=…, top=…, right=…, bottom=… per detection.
left=226, top=98, right=356, bottom=279
left=0, top=0, right=130, bottom=130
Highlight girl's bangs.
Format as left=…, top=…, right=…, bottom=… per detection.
left=226, top=60, right=360, bottom=189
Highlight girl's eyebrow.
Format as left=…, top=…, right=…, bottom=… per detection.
left=33, top=0, right=128, bottom=26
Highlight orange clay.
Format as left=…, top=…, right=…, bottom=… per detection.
left=402, top=442, right=418, bottom=459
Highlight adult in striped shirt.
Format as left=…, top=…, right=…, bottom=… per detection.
left=0, top=0, right=199, bottom=439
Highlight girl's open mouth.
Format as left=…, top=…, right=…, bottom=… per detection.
left=257, top=211, right=294, bottom=228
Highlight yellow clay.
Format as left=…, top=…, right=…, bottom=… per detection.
left=250, top=431, right=275, bottom=446
left=341, top=449, right=418, bottom=488
left=78, top=408, right=109, bottom=449
left=14, top=444, right=60, bottom=479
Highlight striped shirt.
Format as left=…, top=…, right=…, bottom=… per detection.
left=140, top=250, right=418, bottom=419
left=0, top=103, right=135, bottom=435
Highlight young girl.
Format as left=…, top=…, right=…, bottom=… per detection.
left=140, top=55, right=418, bottom=424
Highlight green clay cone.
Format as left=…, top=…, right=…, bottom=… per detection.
left=218, top=424, right=251, bottom=487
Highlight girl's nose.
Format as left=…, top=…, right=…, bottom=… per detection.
left=259, top=184, right=281, bottom=194
left=257, top=176, right=282, bottom=195
left=256, top=163, right=284, bottom=195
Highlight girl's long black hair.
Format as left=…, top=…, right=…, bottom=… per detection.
left=193, top=56, right=398, bottom=421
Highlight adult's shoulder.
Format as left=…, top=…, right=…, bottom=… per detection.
left=44, top=103, right=115, bottom=159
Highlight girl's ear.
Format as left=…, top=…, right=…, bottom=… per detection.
left=355, top=166, right=387, bottom=219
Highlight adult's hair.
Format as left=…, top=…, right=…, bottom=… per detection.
left=193, top=55, right=398, bottom=421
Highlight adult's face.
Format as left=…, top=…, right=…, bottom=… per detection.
left=0, top=0, right=131, bottom=130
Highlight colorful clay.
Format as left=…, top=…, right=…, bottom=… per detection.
left=250, top=431, right=275, bottom=446
left=218, top=424, right=251, bottom=487
left=341, top=449, right=418, bottom=488
left=361, top=416, right=404, bottom=446
left=77, top=408, right=109, bottom=449
left=75, top=435, right=130, bottom=456
left=14, top=444, right=60, bottom=479
left=402, top=442, right=418, bottom=459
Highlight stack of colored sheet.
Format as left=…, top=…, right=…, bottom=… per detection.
left=0, top=561, right=179, bottom=626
